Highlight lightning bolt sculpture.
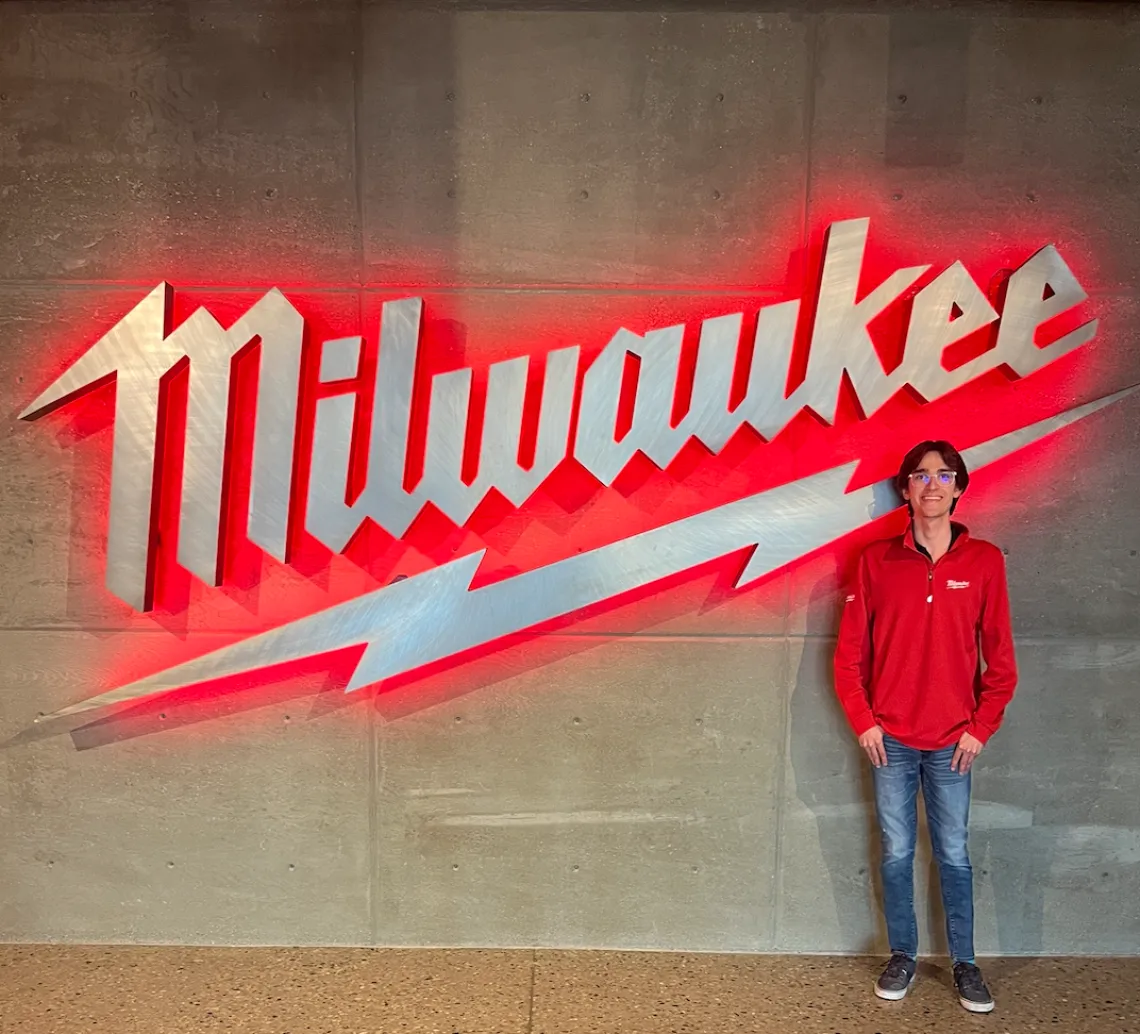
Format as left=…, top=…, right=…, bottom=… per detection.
left=36, top=384, right=1136, bottom=723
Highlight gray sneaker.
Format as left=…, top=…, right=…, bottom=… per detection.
left=954, top=962, right=995, bottom=1012
left=874, top=953, right=918, bottom=1000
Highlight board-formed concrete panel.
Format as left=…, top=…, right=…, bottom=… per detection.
left=779, top=636, right=891, bottom=953
left=779, top=633, right=1140, bottom=955
left=0, top=631, right=372, bottom=945
left=809, top=9, right=1140, bottom=293
left=971, top=637, right=1140, bottom=954
left=0, top=0, right=359, bottom=284
left=372, top=635, right=787, bottom=950
left=362, top=6, right=810, bottom=287
left=970, top=385, right=1140, bottom=639
left=0, top=286, right=144, bottom=632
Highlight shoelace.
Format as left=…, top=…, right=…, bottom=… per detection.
left=955, top=964, right=988, bottom=995
left=885, top=954, right=913, bottom=978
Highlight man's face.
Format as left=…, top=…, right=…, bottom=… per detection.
left=903, top=449, right=963, bottom=519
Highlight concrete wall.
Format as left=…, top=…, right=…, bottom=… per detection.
left=1, top=0, right=1138, bottom=953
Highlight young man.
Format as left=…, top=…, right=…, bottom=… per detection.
left=833, top=440, right=1018, bottom=1014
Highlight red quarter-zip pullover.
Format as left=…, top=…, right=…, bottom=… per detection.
left=833, top=521, right=1018, bottom=751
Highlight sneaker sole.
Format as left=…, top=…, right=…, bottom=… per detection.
left=959, top=996, right=995, bottom=1013
left=875, top=971, right=917, bottom=1001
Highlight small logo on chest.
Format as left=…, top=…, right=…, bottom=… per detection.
left=946, top=579, right=971, bottom=590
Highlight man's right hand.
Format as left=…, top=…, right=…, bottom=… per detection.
left=858, top=725, right=887, bottom=768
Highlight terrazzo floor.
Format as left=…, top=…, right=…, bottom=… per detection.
left=0, top=946, right=1136, bottom=1033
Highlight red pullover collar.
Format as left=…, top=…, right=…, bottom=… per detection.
left=900, top=520, right=970, bottom=559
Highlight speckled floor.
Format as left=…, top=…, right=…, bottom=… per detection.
left=0, top=946, right=1136, bottom=1033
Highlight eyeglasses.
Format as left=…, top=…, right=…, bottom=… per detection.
left=908, top=470, right=956, bottom=486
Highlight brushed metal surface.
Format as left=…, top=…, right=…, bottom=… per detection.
left=900, top=260, right=1000, bottom=400
left=179, top=290, right=304, bottom=583
left=20, top=219, right=1101, bottom=619
left=319, top=336, right=363, bottom=384
left=19, top=285, right=303, bottom=608
left=738, top=300, right=804, bottom=441
left=307, top=335, right=366, bottom=554
left=574, top=326, right=677, bottom=484
left=305, top=297, right=581, bottom=551
left=996, top=244, right=1098, bottom=376
left=19, top=284, right=176, bottom=612
left=798, top=217, right=929, bottom=423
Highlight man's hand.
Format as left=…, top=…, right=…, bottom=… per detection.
left=858, top=725, right=887, bottom=768
left=951, top=731, right=984, bottom=774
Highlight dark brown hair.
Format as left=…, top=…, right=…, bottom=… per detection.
left=895, top=440, right=970, bottom=514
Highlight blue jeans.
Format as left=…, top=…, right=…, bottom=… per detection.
left=872, top=733, right=975, bottom=964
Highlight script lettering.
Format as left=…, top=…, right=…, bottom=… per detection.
left=19, top=285, right=302, bottom=610
left=307, top=298, right=580, bottom=550
left=21, top=218, right=1097, bottom=612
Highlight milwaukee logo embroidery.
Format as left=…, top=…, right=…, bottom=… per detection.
left=19, top=217, right=1132, bottom=722
left=946, top=580, right=971, bottom=589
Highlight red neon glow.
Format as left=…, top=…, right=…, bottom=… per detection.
left=17, top=204, right=1116, bottom=730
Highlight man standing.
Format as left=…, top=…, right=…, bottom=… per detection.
left=833, top=440, right=1018, bottom=1014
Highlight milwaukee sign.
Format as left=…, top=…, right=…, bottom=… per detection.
left=20, top=218, right=1129, bottom=721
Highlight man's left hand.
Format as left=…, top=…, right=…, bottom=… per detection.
left=951, top=732, right=984, bottom=774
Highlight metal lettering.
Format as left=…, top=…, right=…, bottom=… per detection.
left=19, top=284, right=302, bottom=609
left=306, top=335, right=366, bottom=553
left=574, top=325, right=687, bottom=483
left=307, top=298, right=580, bottom=551
left=177, top=292, right=303, bottom=584
left=790, top=218, right=929, bottom=422
left=735, top=300, right=803, bottom=441
left=995, top=244, right=1098, bottom=374
left=21, top=284, right=179, bottom=611
left=21, top=219, right=1099, bottom=615
left=899, top=260, right=999, bottom=399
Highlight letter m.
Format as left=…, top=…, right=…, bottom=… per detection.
left=20, top=284, right=304, bottom=612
